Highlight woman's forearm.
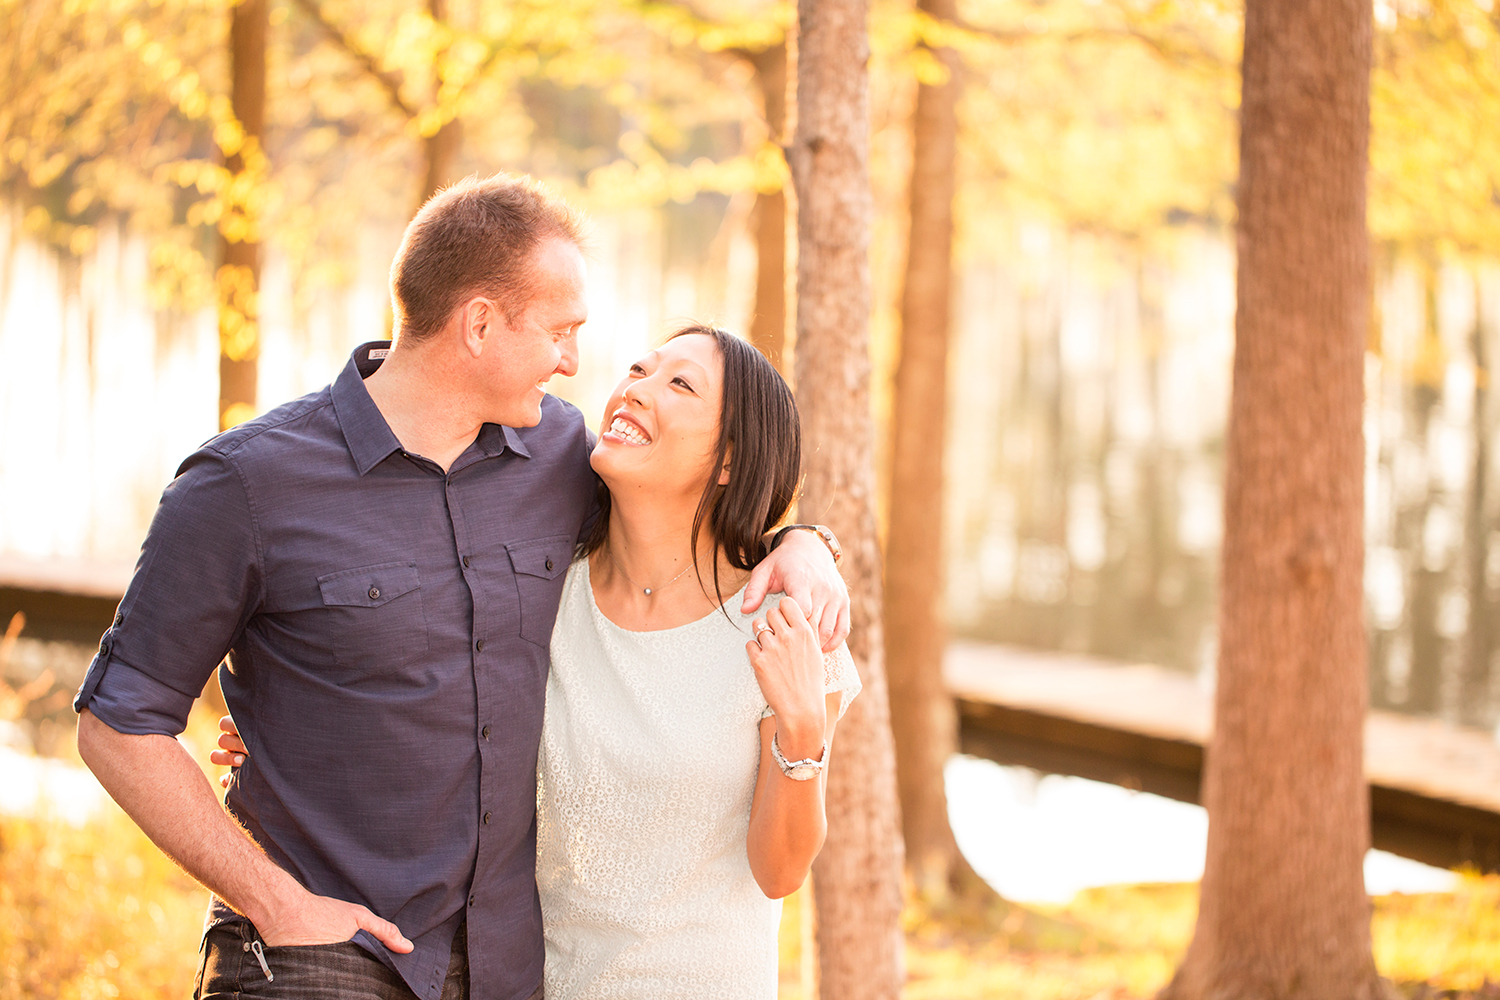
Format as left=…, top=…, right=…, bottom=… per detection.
left=746, top=694, right=841, bottom=898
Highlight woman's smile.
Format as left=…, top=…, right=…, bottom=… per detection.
left=604, top=410, right=652, bottom=446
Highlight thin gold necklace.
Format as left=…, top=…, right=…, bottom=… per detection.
left=609, top=550, right=695, bottom=596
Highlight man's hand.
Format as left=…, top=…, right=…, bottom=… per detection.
left=76, top=710, right=413, bottom=958
left=256, top=886, right=413, bottom=952
left=744, top=528, right=851, bottom=652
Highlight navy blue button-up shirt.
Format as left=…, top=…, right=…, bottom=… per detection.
left=74, top=343, right=598, bottom=1000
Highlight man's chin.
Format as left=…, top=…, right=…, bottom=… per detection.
left=497, top=404, right=543, bottom=428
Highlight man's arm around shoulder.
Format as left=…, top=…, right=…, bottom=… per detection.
left=77, top=710, right=412, bottom=952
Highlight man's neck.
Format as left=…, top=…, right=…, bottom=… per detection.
left=362, top=340, right=481, bottom=473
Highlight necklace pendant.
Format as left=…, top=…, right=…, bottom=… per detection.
left=643, top=587, right=652, bottom=596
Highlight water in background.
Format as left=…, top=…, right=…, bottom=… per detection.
left=945, top=754, right=1457, bottom=903
left=945, top=226, right=1500, bottom=731
left=5, top=208, right=1500, bottom=734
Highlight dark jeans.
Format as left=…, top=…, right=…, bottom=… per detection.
left=192, top=919, right=521, bottom=1000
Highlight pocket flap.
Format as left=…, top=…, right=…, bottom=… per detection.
left=506, top=536, right=571, bottom=580
left=318, top=562, right=421, bottom=607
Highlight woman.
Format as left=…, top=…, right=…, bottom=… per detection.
left=220, top=326, right=858, bottom=999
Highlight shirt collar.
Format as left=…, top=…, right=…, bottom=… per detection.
left=331, top=341, right=531, bottom=476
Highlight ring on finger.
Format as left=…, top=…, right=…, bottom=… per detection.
left=753, top=622, right=773, bottom=643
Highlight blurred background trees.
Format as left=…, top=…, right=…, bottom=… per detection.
left=7, top=0, right=1500, bottom=993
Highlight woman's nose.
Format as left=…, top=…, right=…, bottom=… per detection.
left=624, top=379, right=653, bottom=409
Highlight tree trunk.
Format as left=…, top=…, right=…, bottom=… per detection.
left=1160, top=0, right=1380, bottom=997
left=748, top=43, right=788, bottom=373
left=787, top=0, right=904, bottom=995
left=884, top=0, right=964, bottom=900
left=416, top=0, right=462, bottom=210
left=1462, top=272, right=1493, bottom=727
left=218, top=0, right=266, bottom=430
left=419, top=117, right=463, bottom=208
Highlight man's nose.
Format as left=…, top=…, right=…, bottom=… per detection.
left=556, top=337, right=580, bottom=378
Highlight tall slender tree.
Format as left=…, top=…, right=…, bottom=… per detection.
left=218, top=0, right=267, bottom=430
left=419, top=0, right=463, bottom=204
left=786, top=0, right=904, bottom=994
left=292, top=0, right=465, bottom=213
left=884, top=0, right=965, bottom=899
left=1161, top=0, right=1382, bottom=996
left=744, top=40, right=789, bottom=373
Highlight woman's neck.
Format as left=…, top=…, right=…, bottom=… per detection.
left=589, top=486, right=749, bottom=631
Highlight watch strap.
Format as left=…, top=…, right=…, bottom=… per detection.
left=769, top=523, right=843, bottom=566
left=771, top=732, right=827, bottom=780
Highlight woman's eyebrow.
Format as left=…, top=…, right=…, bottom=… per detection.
left=670, top=359, right=710, bottom=380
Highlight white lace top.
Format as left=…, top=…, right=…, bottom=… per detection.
left=536, top=559, right=860, bottom=1000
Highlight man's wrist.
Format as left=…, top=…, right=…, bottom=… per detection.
left=769, top=524, right=842, bottom=566
left=240, top=871, right=308, bottom=931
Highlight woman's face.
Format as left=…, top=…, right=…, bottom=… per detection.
left=591, top=333, right=725, bottom=500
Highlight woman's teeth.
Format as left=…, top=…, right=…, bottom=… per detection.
left=610, top=416, right=650, bottom=445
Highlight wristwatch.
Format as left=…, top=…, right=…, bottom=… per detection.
left=771, top=733, right=828, bottom=781
left=769, top=524, right=843, bottom=566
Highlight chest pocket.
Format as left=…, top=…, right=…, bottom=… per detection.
left=507, top=535, right=573, bottom=647
left=316, top=561, right=430, bottom=669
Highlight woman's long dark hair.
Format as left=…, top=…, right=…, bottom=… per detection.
left=577, top=325, right=802, bottom=602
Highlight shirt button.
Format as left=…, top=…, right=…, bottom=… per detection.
left=475, top=639, right=485, bottom=652
left=368, top=586, right=380, bottom=601
left=545, top=558, right=554, bottom=572
left=113, top=613, right=123, bottom=627
left=99, top=639, right=111, bottom=656
left=482, top=725, right=492, bottom=739
left=462, top=556, right=471, bottom=568
left=468, top=894, right=476, bottom=908
left=483, top=811, right=492, bottom=825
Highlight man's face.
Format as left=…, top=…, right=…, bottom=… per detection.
left=485, top=238, right=587, bottom=428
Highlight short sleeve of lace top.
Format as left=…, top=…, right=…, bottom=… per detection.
left=761, top=642, right=861, bottom=721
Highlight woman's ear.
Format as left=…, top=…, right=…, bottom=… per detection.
left=717, top=444, right=733, bottom=486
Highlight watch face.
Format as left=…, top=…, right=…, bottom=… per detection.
left=786, top=763, right=820, bottom=781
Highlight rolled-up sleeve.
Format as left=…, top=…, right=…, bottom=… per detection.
left=74, top=448, right=263, bottom=736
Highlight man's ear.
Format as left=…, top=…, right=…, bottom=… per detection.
left=460, top=297, right=499, bottom=359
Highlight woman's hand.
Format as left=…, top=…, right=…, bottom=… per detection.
left=210, top=716, right=248, bottom=789
left=745, top=598, right=827, bottom=759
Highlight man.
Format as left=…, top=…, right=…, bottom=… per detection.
left=75, top=174, right=849, bottom=1000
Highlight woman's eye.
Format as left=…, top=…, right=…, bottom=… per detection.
left=629, top=364, right=645, bottom=375
left=672, top=377, right=694, bottom=391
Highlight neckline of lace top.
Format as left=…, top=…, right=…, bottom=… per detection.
left=580, top=558, right=755, bottom=637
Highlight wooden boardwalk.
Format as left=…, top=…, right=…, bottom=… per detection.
left=948, top=641, right=1500, bottom=873
left=8, top=557, right=1500, bottom=872
left=0, top=555, right=134, bottom=643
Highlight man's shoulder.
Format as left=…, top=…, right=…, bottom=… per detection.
left=194, top=388, right=337, bottom=463
left=169, top=388, right=338, bottom=490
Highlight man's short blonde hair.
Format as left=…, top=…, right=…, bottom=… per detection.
left=390, top=174, right=587, bottom=341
